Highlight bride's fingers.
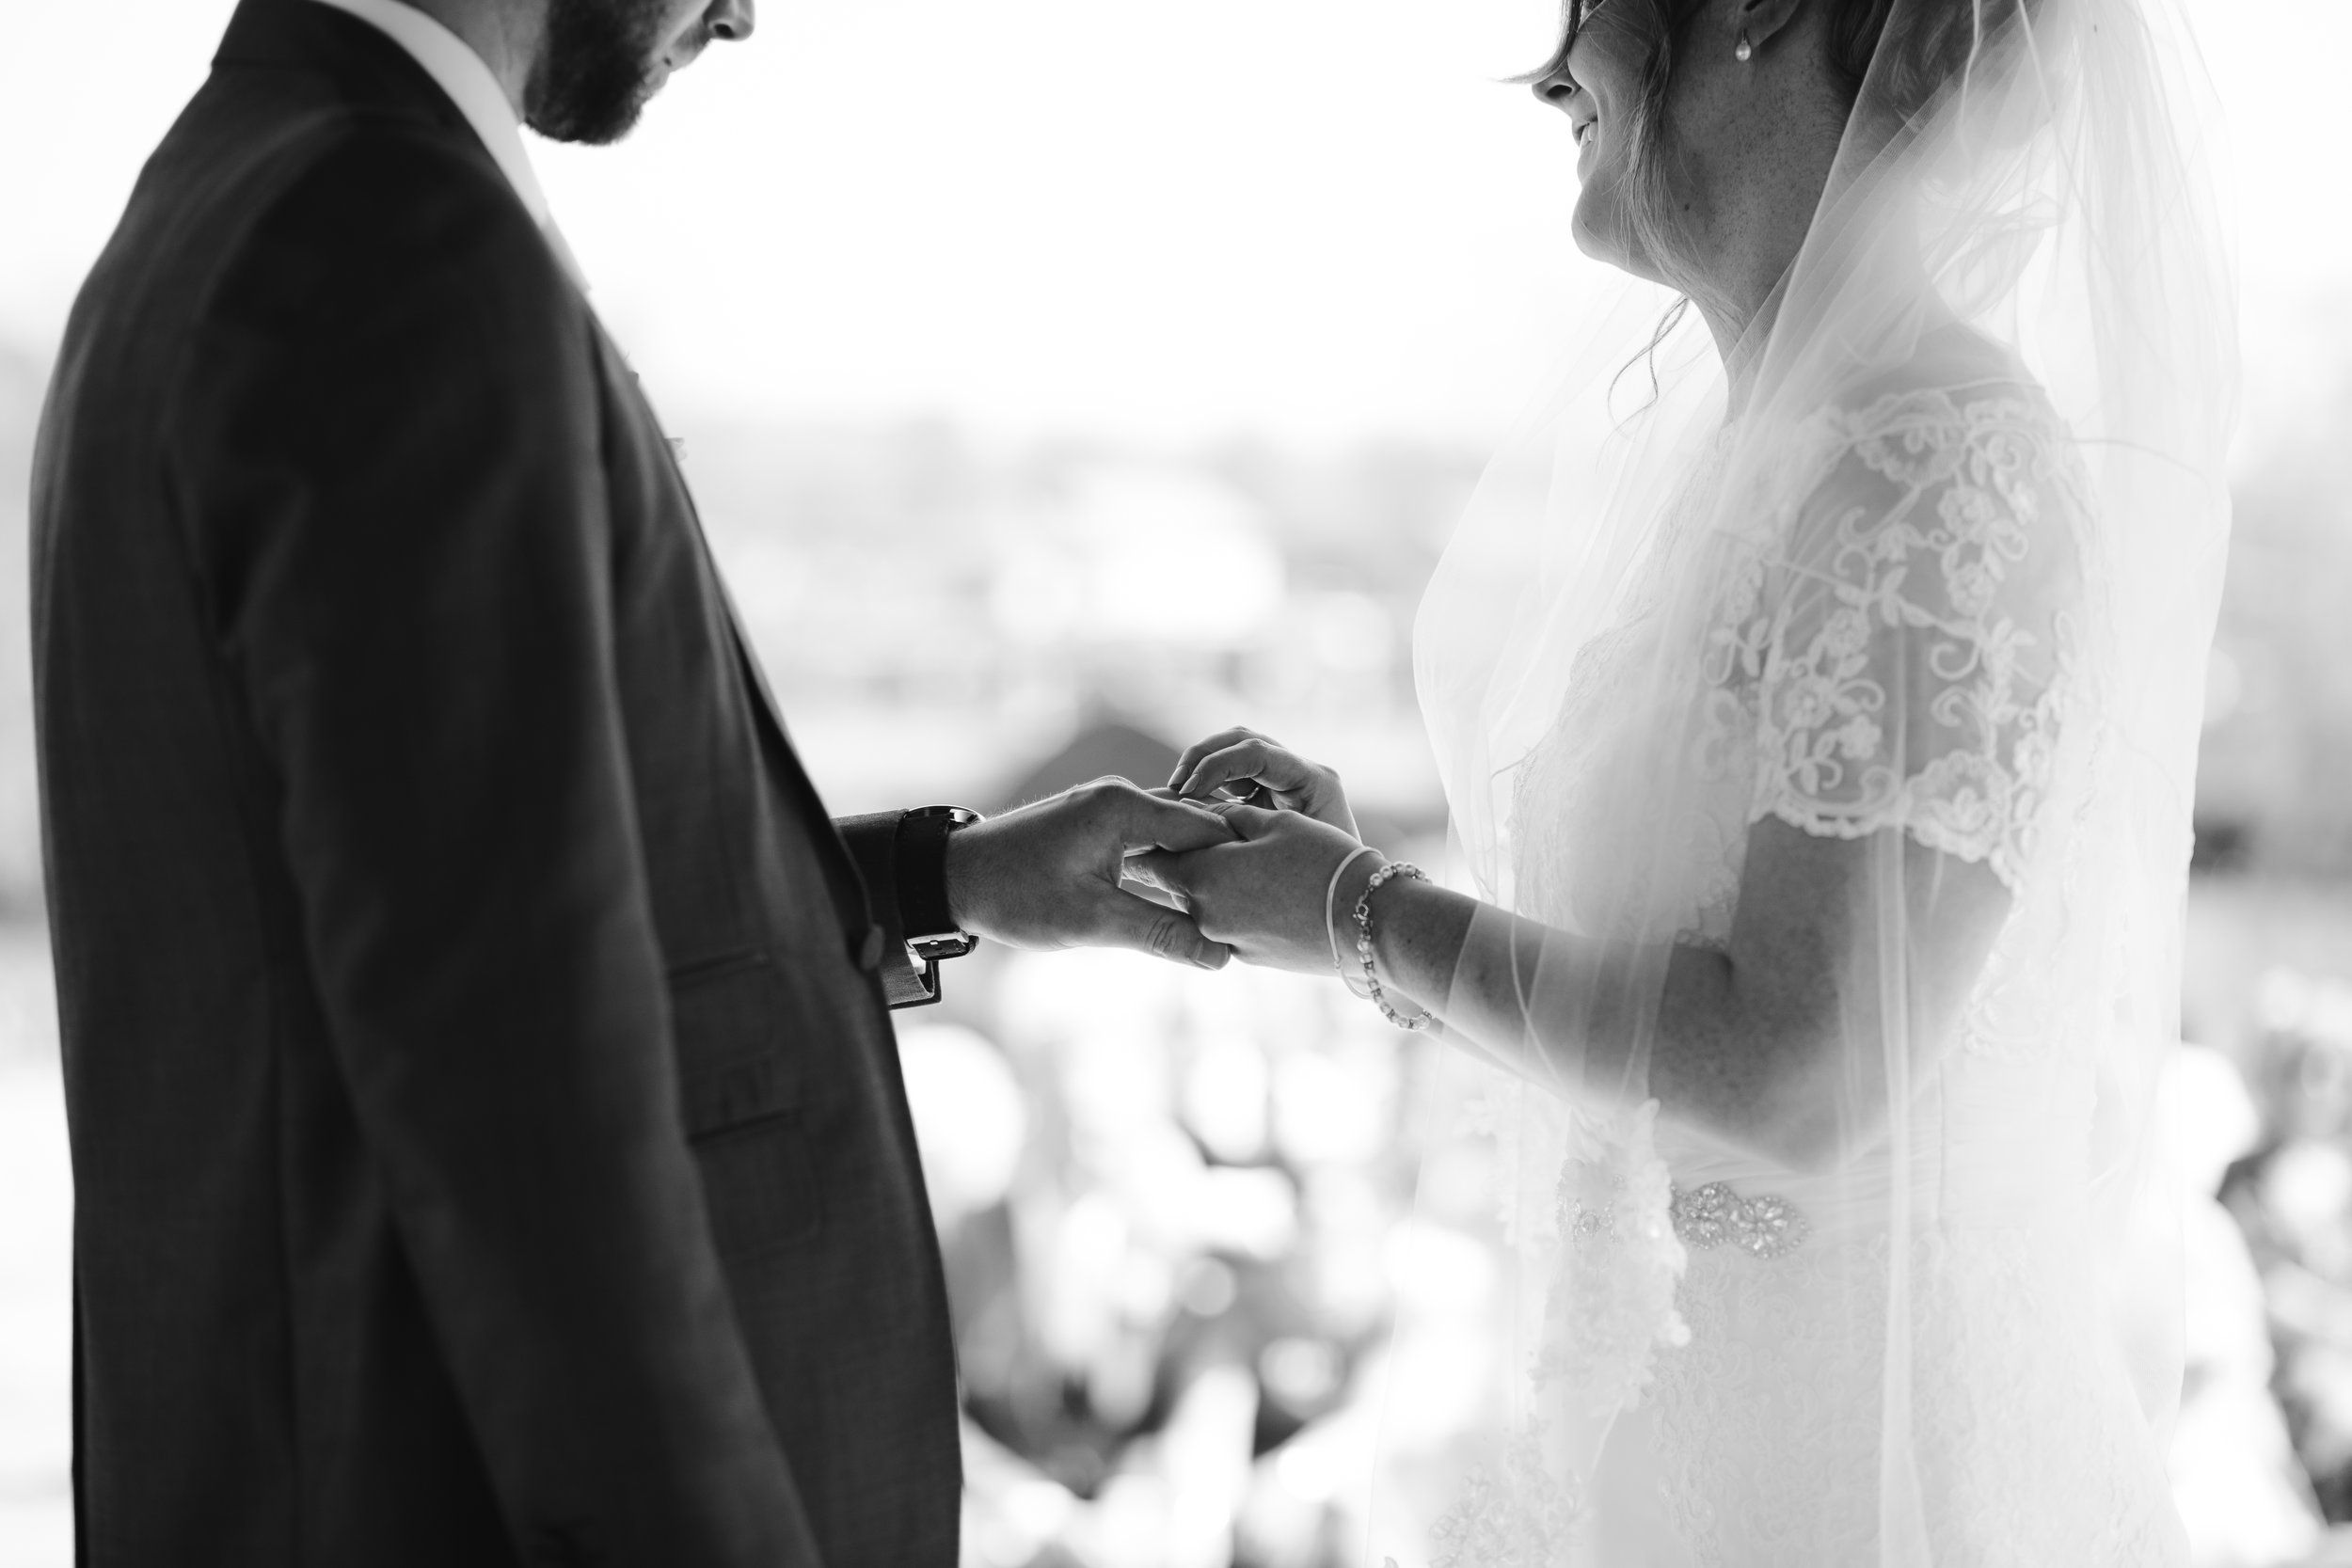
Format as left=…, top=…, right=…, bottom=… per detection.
left=1175, top=737, right=1305, bottom=802
left=1168, top=727, right=1273, bottom=792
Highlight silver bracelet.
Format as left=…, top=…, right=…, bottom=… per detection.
left=1353, top=861, right=1436, bottom=1031
left=1325, top=846, right=1380, bottom=998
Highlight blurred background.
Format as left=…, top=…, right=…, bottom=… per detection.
left=3, top=0, right=2350, bottom=1562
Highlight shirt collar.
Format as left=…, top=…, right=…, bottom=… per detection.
left=299, top=0, right=562, bottom=239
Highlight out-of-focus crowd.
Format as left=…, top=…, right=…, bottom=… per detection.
left=2171, top=968, right=2352, bottom=1565
left=914, top=948, right=1410, bottom=1568
left=904, top=928, right=1518, bottom=1568
left=2227, top=972, right=2352, bottom=1528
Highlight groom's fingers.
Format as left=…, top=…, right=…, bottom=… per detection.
left=1085, top=886, right=1231, bottom=970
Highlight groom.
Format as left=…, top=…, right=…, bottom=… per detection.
left=29, top=0, right=1233, bottom=1562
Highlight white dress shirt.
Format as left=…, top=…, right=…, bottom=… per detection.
left=302, top=0, right=589, bottom=291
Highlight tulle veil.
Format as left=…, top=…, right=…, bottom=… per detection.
left=1372, top=0, right=2236, bottom=1560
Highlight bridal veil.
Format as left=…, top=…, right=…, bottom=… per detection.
left=1386, top=0, right=2236, bottom=1560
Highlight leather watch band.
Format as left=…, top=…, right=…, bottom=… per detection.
left=834, top=806, right=977, bottom=1009
left=897, top=805, right=977, bottom=956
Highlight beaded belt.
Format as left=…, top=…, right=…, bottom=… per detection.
left=1669, top=1181, right=1810, bottom=1259
left=1563, top=1176, right=1811, bottom=1260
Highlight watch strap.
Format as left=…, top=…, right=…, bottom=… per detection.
left=896, top=805, right=976, bottom=952
left=835, top=808, right=964, bottom=1008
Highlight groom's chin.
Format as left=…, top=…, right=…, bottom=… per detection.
left=525, top=77, right=658, bottom=146
left=525, top=32, right=676, bottom=146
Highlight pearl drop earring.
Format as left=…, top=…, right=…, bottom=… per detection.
left=1736, top=29, right=1754, bottom=61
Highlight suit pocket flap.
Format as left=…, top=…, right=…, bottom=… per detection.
left=691, top=1112, right=823, bottom=1257
left=666, top=953, right=804, bottom=1134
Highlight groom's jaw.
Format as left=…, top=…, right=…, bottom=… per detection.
left=524, top=0, right=754, bottom=146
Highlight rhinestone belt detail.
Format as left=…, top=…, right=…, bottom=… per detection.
left=1669, top=1181, right=1810, bottom=1259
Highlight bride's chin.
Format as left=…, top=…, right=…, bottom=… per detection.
left=1571, top=199, right=1669, bottom=287
left=1569, top=203, right=1619, bottom=271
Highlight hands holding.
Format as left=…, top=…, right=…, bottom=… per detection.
left=1134, top=800, right=1374, bottom=976
left=935, top=729, right=1385, bottom=982
left=943, top=777, right=1238, bottom=970
left=1137, top=728, right=1384, bottom=977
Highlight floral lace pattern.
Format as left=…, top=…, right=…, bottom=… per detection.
left=1530, top=1101, right=1691, bottom=1417
left=1506, top=387, right=2087, bottom=963
left=1417, top=1424, right=1581, bottom=1568
left=1396, top=1103, right=1687, bottom=1568
left=1701, top=388, right=2090, bottom=894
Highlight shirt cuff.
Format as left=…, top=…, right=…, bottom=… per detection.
left=834, top=807, right=975, bottom=1009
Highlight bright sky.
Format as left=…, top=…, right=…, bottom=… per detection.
left=2, top=0, right=2344, bottom=446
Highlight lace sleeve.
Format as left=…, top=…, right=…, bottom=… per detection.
left=1719, top=388, right=2088, bottom=891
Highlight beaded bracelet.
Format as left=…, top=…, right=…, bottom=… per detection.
left=1325, top=846, right=1380, bottom=999
left=1352, top=861, right=1437, bottom=1031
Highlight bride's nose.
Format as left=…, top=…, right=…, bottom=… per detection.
left=1534, top=70, right=1577, bottom=111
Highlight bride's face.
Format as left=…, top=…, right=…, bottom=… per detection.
left=1534, top=2, right=1670, bottom=282
left=1535, top=0, right=1863, bottom=313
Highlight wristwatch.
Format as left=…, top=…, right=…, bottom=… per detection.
left=897, top=805, right=980, bottom=974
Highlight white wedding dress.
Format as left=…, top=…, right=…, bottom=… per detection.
left=1389, top=0, right=2237, bottom=1560
left=1517, top=383, right=2185, bottom=1563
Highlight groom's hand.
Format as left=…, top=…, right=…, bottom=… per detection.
left=944, top=778, right=1238, bottom=969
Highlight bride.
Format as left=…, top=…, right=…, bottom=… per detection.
left=1142, top=0, right=2234, bottom=1560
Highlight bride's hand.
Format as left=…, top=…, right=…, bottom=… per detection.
left=1136, top=801, right=1375, bottom=976
left=1167, top=727, right=1358, bottom=837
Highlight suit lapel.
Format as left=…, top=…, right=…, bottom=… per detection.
left=599, top=343, right=878, bottom=937
left=715, top=560, right=882, bottom=942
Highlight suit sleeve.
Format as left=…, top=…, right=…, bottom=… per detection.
left=173, top=133, right=820, bottom=1564
left=834, top=810, right=946, bottom=1007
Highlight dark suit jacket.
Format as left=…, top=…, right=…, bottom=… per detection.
left=30, top=3, right=961, bottom=1561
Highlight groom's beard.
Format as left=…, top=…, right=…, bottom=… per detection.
left=524, top=0, right=678, bottom=146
